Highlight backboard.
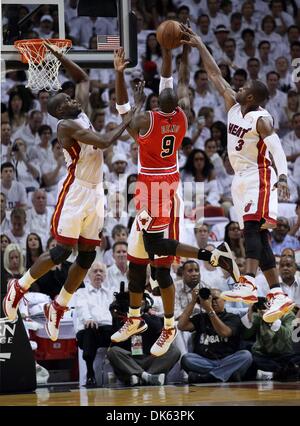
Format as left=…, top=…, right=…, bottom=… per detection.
left=1, top=0, right=137, bottom=69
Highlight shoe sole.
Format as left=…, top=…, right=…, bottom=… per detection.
left=150, top=329, right=178, bottom=357
left=263, top=301, right=296, bottom=323
left=221, top=294, right=258, bottom=304
left=43, top=304, right=58, bottom=342
left=2, top=281, right=19, bottom=321
left=111, top=323, right=148, bottom=343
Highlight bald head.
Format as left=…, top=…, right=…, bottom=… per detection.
left=158, top=88, right=178, bottom=113
left=47, top=93, right=66, bottom=118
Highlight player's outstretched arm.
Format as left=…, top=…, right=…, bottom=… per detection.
left=114, top=48, right=149, bottom=138
left=257, top=117, right=290, bottom=201
left=58, top=114, right=133, bottom=150
left=180, top=24, right=236, bottom=112
left=44, top=41, right=89, bottom=109
left=177, top=42, right=191, bottom=116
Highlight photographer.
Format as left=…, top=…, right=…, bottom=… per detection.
left=108, top=290, right=180, bottom=386
left=178, top=287, right=252, bottom=383
left=242, top=298, right=300, bottom=380
left=73, top=262, right=114, bottom=387
left=8, top=138, right=41, bottom=194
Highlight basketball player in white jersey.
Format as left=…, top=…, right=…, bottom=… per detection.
left=3, top=43, right=133, bottom=341
left=180, top=25, right=295, bottom=323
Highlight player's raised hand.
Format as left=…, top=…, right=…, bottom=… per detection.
left=133, top=80, right=146, bottom=108
left=44, top=40, right=63, bottom=58
left=179, top=24, right=201, bottom=48
left=114, top=47, right=130, bottom=72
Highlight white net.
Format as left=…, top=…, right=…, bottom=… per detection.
left=14, top=39, right=72, bottom=92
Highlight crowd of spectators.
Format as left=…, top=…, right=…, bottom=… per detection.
left=1, top=0, right=300, bottom=385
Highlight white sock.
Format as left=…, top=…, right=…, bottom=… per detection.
left=164, top=316, right=175, bottom=329
left=56, top=287, right=73, bottom=307
left=19, top=271, right=36, bottom=290
left=129, top=307, right=141, bottom=318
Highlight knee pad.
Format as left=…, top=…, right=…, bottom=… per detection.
left=128, top=262, right=147, bottom=293
left=259, top=230, right=276, bottom=271
left=76, top=251, right=96, bottom=269
left=49, top=245, right=72, bottom=265
left=143, top=231, right=178, bottom=258
left=156, top=267, right=173, bottom=289
left=243, top=221, right=262, bottom=260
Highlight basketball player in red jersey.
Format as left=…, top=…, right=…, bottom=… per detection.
left=179, top=25, right=295, bottom=323
left=111, top=47, right=239, bottom=357
left=3, top=44, right=133, bottom=342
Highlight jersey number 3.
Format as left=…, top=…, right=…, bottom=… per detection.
left=161, top=135, right=175, bottom=157
left=235, top=139, right=245, bottom=151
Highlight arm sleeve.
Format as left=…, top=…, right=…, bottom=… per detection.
left=263, top=133, right=288, bottom=177
left=159, top=76, right=174, bottom=94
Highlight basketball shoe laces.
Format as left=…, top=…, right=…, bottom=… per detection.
left=230, top=276, right=256, bottom=292
left=265, top=291, right=287, bottom=310
left=156, top=328, right=174, bottom=348
left=10, top=280, right=28, bottom=308
left=118, top=316, right=141, bottom=332
left=50, top=300, right=68, bottom=328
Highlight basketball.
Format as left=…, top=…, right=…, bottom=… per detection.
left=156, top=20, right=182, bottom=50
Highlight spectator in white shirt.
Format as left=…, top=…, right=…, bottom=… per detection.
left=193, top=69, right=219, bottom=114
left=6, top=207, right=28, bottom=254
left=13, top=110, right=43, bottom=150
left=28, top=189, right=54, bottom=248
left=211, top=25, right=230, bottom=63
left=8, top=138, right=40, bottom=194
left=126, top=141, right=139, bottom=176
left=29, top=125, right=54, bottom=165
left=70, top=16, right=114, bottom=49
left=282, top=112, right=300, bottom=171
left=91, top=110, right=106, bottom=134
left=36, top=90, right=58, bottom=134
left=1, top=162, right=27, bottom=210
left=196, top=14, right=216, bottom=46
left=41, top=138, right=67, bottom=204
left=246, top=58, right=263, bottom=81
left=239, top=29, right=258, bottom=69
left=257, top=40, right=274, bottom=76
left=257, top=15, right=284, bottom=60
left=229, top=12, right=243, bottom=44
left=240, top=0, right=259, bottom=32
left=107, top=152, right=129, bottom=194
left=0, top=192, right=10, bottom=235
left=275, top=56, right=292, bottom=93
left=206, top=0, right=230, bottom=31
left=103, top=224, right=128, bottom=267
left=279, top=256, right=300, bottom=314
left=269, top=0, right=295, bottom=36
left=73, top=262, right=114, bottom=387
left=231, top=69, right=248, bottom=93
left=288, top=200, right=300, bottom=241
left=33, top=15, right=54, bottom=39
left=106, top=242, right=129, bottom=292
left=1, top=122, right=13, bottom=163
left=265, top=71, right=288, bottom=132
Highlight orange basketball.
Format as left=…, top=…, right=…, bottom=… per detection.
left=156, top=20, right=182, bottom=50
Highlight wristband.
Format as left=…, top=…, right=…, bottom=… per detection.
left=116, top=102, right=131, bottom=114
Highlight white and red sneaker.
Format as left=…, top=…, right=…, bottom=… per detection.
left=44, top=299, right=69, bottom=341
left=210, top=242, right=241, bottom=283
left=150, top=327, right=177, bottom=357
left=3, top=279, right=28, bottom=321
left=221, top=275, right=258, bottom=304
left=111, top=317, right=148, bottom=343
left=263, top=288, right=295, bottom=323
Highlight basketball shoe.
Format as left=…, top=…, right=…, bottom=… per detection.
left=221, top=275, right=258, bottom=304
left=3, top=279, right=28, bottom=321
left=263, top=288, right=295, bottom=323
left=210, top=242, right=240, bottom=283
left=150, top=327, right=177, bottom=357
left=44, top=298, right=69, bottom=341
left=111, top=317, right=148, bottom=342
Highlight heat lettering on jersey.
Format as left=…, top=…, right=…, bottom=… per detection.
left=228, top=123, right=251, bottom=138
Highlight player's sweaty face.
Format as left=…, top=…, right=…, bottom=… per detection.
left=62, top=94, right=81, bottom=116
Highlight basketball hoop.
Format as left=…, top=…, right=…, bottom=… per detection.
left=14, top=39, right=72, bottom=92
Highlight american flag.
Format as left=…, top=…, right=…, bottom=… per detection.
left=97, top=35, right=120, bottom=51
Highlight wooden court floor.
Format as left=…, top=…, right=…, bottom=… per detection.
left=0, top=381, right=300, bottom=406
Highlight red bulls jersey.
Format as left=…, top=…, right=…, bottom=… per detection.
left=137, top=107, right=188, bottom=177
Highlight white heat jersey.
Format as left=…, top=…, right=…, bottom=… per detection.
left=58, top=112, right=103, bottom=184
left=227, top=103, right=273, bottom=173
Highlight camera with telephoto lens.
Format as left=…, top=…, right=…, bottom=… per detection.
left=197, top=287, right=211, bottom=304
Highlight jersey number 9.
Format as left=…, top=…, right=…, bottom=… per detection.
left=161, top=135, right=175, bottom=158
